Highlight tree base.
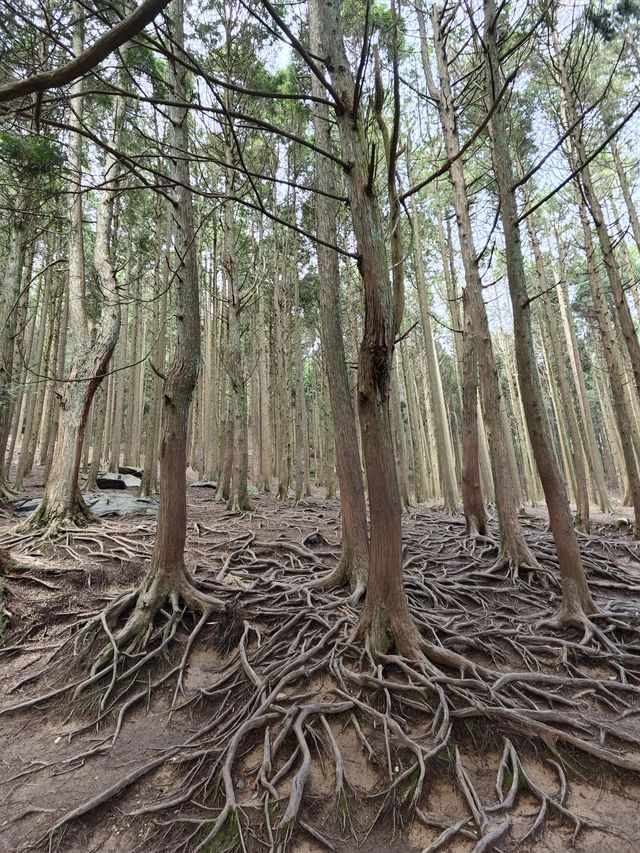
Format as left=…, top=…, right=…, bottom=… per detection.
left=66, top=563, right=228, bottom=714
left=19, top=495, right=95, bottom=535
left=352, top=601, right=424, bottom=659
left=226, top=496, right=255, bottom=513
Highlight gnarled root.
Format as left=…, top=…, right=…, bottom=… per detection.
left=0, top=495, right=98, bottom=555
left=72, top=564, right=226, bottom=708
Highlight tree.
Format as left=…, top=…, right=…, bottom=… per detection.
left=307, top=0, right=422, bottom=655
left=481, top=0, right=596, bottom=623
left=417, top=2, right=535, bottom=564
left=16, top=5, right=121, bottom=535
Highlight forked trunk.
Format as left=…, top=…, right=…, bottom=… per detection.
left=314, top=0, right=422, bottom=656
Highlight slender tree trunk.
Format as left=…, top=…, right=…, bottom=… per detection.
left=553, top=241, right=611, bottom=512
left=526, top=213, right=589, bottom=531
left=20, top=7, right=121, bottom=532
left=0, top=195, right=27, bottom=494
left=577, top=195, right=640, bottom=536
left=421, top=2, right=535, bottom=569
left=461, top=288, right=487, bottom=536
left=611, top=141, right=640, bottom=256
left=125, top=0, right=223, bottom=627
left=408, top=180, right=458, bottom=512
left=554, top=29, right=640, bottom=403
left=401, top=342, right=429, bottom=505
left=314, top=0, right=422, bottom=656
left=222, top=145, right=252, bottom=512
left=483, top=0, right=595, bottom=620
left=257, top=279, right=271, bottom=492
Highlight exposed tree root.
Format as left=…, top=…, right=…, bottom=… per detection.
left=0, top=496, right=99, bottom=559
left=2, top=500, right=640, bottom=850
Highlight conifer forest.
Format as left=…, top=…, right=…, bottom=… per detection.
left=3, top=0, right=640, bottom=850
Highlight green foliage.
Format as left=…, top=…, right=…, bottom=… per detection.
left=0, top=131, right=64, bottom=178
left=586, top=0, right=640, bottom=40
left=342, top=1, right=407, bottom=56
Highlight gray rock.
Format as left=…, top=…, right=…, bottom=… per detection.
left=15, top=493, right=158, bottom=518
left=119, top=465, right=144, bottom=478
left=13, top=498, right=41, bottom=514
left=97, top=473, right=142, bottom=489
left=190, top=480, right=217, bottom=489
left=85, top=493, right=158, bottom=517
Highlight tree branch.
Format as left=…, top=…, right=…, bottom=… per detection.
left=0, top=0, right=172, bottom=105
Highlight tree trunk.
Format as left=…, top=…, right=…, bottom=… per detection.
left=20, top=6, right=121, bottom=532
left=140, top=208, right=169, bottom=497
left=222, top=144, right=252, bottom=513
left=401, top=343, right=430, bottom=505
left=577, top=195, right=640, bottom=536
left=554, top=28, right=640, bottom=403
left=257, top=278, right=272, bottom=492
left=553, top=239, right=611, bottom=512
left=526, top=213, right=589, bottom=531
left=483, top=0, right=596, bottom=620
left=461, top=288, right=487, bottom=536
left=421, top=2, right=535, bottom=569
left=0, top=196, right=27, bottom=494
left=408, top=180, right=458, bottom=512
left=124, top=0, right=223, bottom=628
left=314, top=0, right=422, bottom=656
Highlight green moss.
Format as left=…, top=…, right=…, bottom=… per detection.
left=399, top=764, right=422, bottom=800
left=0, top=582, right=9, bottom=640
left=337, top=787, right=349, bottom=816
left=501, top=766, right=514, bottom=793
left=198, top=809, right=244, bottom=852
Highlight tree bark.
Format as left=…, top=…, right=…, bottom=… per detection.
left=553, top=28, right=640, bottom=403
left=461, top=288, right=487, bottom=536
left=576, top=195, right=640, bottom=536
left=526, top=212, right=589, bottom=531
left=482, top=0, right=596, bottom=620
left=313, top=0, right=422, bottom=656
left=420, top=2, right=534, bottom=568
left=20, top=5, right=121, bottom=532
left=124, top=0, right=223, bottom=628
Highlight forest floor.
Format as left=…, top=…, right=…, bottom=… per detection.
left=1, top=467, right=640, bottom=852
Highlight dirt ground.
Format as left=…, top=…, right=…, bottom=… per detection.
left=1, top=467, right=640, bottom=852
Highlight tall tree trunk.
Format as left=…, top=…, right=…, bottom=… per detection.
left=257, top=278, right=272, bottom=492
left=553, top=29, right=640, bottom=403
left=123, top=0, right=223, bottom=630
left=408, top=178, right=458, bottom=512
left=483, top=0, right=595, bottom=620
left=553, top=238, right=611, bottom=512
left=401, top=342, right=430, bottom=505
left=0, top=195, right=27, bottom=495
left=420, top=2, right=535, bottom=569
left=526, top=213, right=589, bottom=531
left=223, top=145, right=252, bottom=513
left=461, top=288, right=487, bottom=536
left=577, top=195, right=640, bottom=536
left=140, top=208, right=169, bottom=496
left=20, top=5, right=121, bottom=532
left=314, top=0, right=421, bottom=656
